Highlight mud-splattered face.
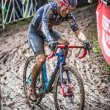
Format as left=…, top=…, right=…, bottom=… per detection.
left=59, top=5, right=70, bottom=17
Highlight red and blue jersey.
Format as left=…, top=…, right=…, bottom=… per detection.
left=30, top=2, right=79, bottom=42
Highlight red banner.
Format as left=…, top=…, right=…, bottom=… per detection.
left=96, top=1, right=110, bottom=66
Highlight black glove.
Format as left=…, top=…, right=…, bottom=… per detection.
left=49, top=41, right=58, bottom=51
left=83, top=40, right=92, bottom=50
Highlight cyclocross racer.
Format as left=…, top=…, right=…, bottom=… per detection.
left=28, top=0, right=91, bottom=101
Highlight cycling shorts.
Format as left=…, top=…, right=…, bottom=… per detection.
left=28, top=25, right=62, bottom=56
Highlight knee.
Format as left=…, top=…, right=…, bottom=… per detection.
left=36, top=54, right=46, bottom=64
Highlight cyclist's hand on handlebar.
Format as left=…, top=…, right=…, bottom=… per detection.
left=49, top=41, right=58, bottom=51
left=82, top=40, right=92, bottom=50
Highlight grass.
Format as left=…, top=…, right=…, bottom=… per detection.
left=92, top=38, right=110, bottom=73
left=93, top=38, right=101, bottom=54
left=87, top=27, right=110, bottom=73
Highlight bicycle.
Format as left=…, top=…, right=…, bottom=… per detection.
left=23, top=44, right=88, bottom=110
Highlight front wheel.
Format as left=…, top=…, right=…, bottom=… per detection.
left=53, top=65, right=85, bottom=110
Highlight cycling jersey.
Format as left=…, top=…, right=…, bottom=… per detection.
left=29, top=2, right=79, bottom=42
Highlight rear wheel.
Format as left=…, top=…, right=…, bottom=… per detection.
left=23, top=56, right=43, bottom=105
left=53, top=65, right=85, bottom=110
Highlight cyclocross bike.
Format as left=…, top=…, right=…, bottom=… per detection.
left=23, top=44, right=88, bottom=110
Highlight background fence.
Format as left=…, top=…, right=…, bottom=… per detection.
left=0, top=0, right=47, bottom=29
left=0, top=0, right=96, bottom=29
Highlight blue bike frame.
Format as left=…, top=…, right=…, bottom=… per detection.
left=27, top=49, right=71, bottom=95
left=41, top=50, right=65, bottom=93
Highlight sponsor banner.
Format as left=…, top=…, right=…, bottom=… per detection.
left=96, top=1, right=110, bottom=66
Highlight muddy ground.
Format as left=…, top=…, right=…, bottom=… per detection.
left=0, top=4, right=110, bottom=110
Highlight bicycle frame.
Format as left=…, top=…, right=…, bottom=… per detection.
left=27, top=45, right=88, bottom=97
left=41, top=44, right=88, bottom=97
left=41, top=49, right=65, bottom=94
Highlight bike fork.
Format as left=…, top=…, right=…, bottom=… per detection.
left=59, top=64, right=74, bottom=97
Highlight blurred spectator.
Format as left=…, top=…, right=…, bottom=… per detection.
left=3, top=0, right=22, bottom=22
left=14, top=0, right=22, bottom=19
left=0, top=0, right=48, bottom=24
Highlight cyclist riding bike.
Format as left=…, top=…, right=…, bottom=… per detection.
left=28, top=0, right=91, bottom=102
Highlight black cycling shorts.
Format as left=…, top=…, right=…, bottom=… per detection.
left=28, top=25, right=62, bottom=56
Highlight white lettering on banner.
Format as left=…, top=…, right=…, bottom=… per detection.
left=102, top=30, right=110, bottom=57
left=102, top=15, right=110, bottom=33
left=105, top=33, right=110, bottom=45
left=101, top=14, right=110, bottom=57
